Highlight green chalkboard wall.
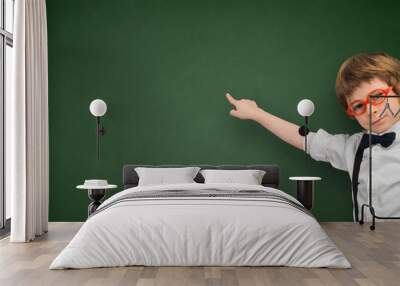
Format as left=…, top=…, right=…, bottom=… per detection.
left=47, top=0, right=400, bottom=221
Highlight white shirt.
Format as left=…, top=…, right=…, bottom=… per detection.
left=307, top=121, right=400, bottom=222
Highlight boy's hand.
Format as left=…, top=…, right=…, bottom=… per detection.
left=225, top=93, right=260, bottom=120
left=225, top=93, right=304, bottom=151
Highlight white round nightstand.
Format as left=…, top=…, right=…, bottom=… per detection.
left=77, top=180, right=117, bottom=216
left=289, top=177, right=321, bottom=210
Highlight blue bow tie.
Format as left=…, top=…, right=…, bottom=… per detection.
left=359, top=132, right=396, bottom=150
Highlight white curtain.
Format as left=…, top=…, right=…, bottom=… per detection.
left=7, top=0, right=49, bottom=242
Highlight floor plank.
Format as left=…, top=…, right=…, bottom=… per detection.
left=0, top=222, right=399, bottom=286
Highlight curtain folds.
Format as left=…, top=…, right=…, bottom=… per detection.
left=8, top=0, right=49, bottom=242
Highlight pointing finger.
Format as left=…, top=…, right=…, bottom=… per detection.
left=225, top=93, right=238, bottom=106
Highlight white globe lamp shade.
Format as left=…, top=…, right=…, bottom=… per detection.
left=90, top=99, right=107, bottom=117
left=297, top=99, right=315, bottom=117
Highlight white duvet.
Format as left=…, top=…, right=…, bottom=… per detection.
left=50, top=183, right=351, bottom=269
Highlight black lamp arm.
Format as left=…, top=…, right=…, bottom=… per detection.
left=95, top=116, right=105, bottom=161
left=96, top=117, right=105, bottom=136
left=298, top=116, right=309, bottom=136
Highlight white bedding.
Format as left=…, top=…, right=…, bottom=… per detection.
left=50, top=183, right=351, bottom=269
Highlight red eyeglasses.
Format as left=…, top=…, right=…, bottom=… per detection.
left=346, top=86, right=393, bottom=117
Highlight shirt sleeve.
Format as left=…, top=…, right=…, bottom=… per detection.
left=306, top=128, right=351, bottom=172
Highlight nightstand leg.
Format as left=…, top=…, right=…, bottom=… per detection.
left=87, top=189, right=106, bottom=216
left=296, top=181, right=314, bottom=210
left=88, top=201, right=102, bottom=217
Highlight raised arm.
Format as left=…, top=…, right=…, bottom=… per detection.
left=225, top=93, right=305, bottom=151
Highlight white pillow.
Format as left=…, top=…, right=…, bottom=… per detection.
left=135, top=167, right=200, bottom=186
left=200, top=169, right=266, bottom=185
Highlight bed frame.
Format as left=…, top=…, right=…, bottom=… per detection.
left=123, top=164, right=279, bottom=189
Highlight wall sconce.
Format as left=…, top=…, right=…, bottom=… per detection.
left=89, top=99, right=107, bottom=160
left=297, top=99, right=315, bottom=157
left=290, top=99, right=320, bottom=211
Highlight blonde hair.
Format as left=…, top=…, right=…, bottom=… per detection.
left=336, top=52, right=400, bottom=110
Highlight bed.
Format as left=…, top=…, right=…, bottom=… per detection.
left=50, top=165, right=351, bottom=269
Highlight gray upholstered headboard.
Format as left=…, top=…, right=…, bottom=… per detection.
left=123, top=164, right=279, bottom=189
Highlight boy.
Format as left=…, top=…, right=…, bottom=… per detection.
left=226, top=52, right=400, bottom=222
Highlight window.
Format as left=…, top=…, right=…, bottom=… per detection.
left=0, top=0, right=14, bottom=231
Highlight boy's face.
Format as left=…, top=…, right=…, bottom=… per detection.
left=347, top=78, right=400, bottom=134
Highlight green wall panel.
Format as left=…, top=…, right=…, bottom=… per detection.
left=47, top=0, right=400, bottom=221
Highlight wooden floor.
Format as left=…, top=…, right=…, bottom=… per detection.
left=1, top=222, right=400, bottom=286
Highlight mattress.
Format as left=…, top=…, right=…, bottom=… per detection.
left=50, top=183, right=351, bottom=269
